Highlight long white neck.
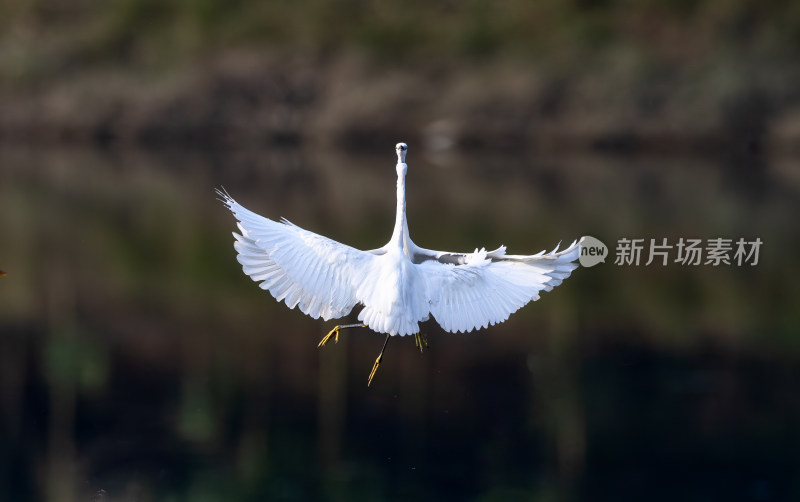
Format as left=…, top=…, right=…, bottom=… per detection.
left=389, top=153, right=409, bottom=250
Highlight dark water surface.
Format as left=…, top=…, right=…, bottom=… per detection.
left=1, top=146, right=799, bottom=501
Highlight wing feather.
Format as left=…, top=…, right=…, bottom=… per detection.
left=420, top=240, right=580, bottom=333
left=219, top=190, right=373, bottom=321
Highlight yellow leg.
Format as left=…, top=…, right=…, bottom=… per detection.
left=367, top=334, right=391, bottom=386
left=318, top=323, right=367, bottom=347
left=318, top=326, right=339, bottom=347
left=414, top=332, right=429, bottom=352
left=367, top=357, right=381, bottom=386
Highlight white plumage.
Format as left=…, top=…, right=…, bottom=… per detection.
left=218, top=142, right=580, bottom=338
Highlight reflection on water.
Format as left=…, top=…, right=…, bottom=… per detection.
left=0, top=145, right=799, bottom=501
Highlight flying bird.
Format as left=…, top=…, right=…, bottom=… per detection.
left=218, top=143, right=580, bottom=385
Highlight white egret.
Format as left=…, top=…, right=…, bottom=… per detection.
left=218, top=143, right=580, bottom=385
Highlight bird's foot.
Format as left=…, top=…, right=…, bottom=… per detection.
left=414, top=332, right=429, bottom=353
left=367, top=354, right=382, bottom=386
left=318, top=326, right=340, bottom=347
left=318, top=323, right=368, bottom=347
left=367, top=333, right=391, bottom=387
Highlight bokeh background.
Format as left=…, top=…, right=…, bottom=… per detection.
left=1, top=1, right=800, bottom=501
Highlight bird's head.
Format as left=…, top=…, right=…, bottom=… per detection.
left=395, top=142, right=408, bottom=165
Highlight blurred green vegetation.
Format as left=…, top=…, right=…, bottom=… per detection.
left=3, top=0, right=800, bottom=82
left=2, top=2, right=800, bottom=500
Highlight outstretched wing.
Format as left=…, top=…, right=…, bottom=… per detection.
left=218, top=190, right=374, bottom=320
left=416, top=241, right=580, bottom=333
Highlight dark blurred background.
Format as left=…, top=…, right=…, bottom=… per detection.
left=1, top=1, right=800, bottom=501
